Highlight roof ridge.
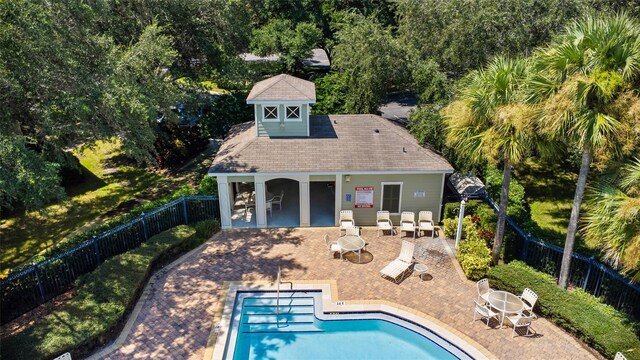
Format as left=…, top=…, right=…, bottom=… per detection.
left=280, top=74, right=313, bottom=100
left=249, top=75, right=286, bottom=100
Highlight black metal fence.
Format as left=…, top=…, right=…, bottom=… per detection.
left=0, top=195, right=219, bottom=324
left=484, top=197, right=640, bottom=322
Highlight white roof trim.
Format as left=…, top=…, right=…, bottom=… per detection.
left=208, top=170, right=454, bottom=177
left=247, top=100, right=316, bottom=105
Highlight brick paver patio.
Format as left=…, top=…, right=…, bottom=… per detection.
left=96, top=227, right=599, bottom=360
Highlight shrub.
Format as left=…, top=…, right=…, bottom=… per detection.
left=458, top=231, right=492, bottom=280
left=488, top=261, right=640, bottom=360
left=1, top=225, right=208, bottom=360
left=475, top=202, right=497, bottom=231
left=197, top=176, right=218, bottom=195
left=443, top=216, right=475, bottom=239
left=194, top=219, right=220, bottom=240
left=443, top=218, right=457, bottom=238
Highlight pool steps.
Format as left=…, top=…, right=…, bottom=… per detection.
left=240, top=295, right=322, bottom=334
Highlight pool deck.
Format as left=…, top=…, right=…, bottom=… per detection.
left=90, top=227, right=600, bottom=360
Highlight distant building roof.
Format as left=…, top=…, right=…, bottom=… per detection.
left=246, top=74, right=316, bottom=103
left=240, top=48, right=330, bottom=69
left=209, top=115, right=454, bottom=174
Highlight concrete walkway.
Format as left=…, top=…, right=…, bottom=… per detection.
left=93, top=227, right=598, bottom=360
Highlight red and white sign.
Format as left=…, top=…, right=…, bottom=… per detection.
left=355, top=187, right=374, bottom=208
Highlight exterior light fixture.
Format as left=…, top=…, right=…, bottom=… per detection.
left=345, top=175, right=351, bottom=182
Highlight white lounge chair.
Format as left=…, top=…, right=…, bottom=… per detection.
left=476, top=278, right=494, bottom=304
left=380, top=240, right=415, bottom=283
left=399, top=212, right=416, bottom=238
left=506, top=313, right=534, bottom=337
left=324, top=234, right=342, bottom=259
left=339, top=210, right=355, bottom=235
left=615, top=352, right=628, bottom=360
left=376, top=211, right=395, bottom=236
left=417, top=211, right=435, bottom=238
left=473, top=300, right=498, bottom=329
left=54, top=353, right=72, bottom=360
left=518, top=288, right=538, bottom=314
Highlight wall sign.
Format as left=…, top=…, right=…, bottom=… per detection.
left=414, top=190, right=426, bottom=198
left=345, top=193, right=352, bottom=202
left=355, top=187, right=374, bottom=208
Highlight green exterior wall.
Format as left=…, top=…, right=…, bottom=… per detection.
left=310, top=174, right=336, bottom=181
left=255, top=104, right=309, bottom=137
left=339, top=173, right=444, bottom=225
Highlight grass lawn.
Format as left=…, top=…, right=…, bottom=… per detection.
left=0, top=139, right=215, bottom=276
left=514, top=158, right=598, bottom=254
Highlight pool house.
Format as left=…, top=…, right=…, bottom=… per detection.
left=208, top=74, right=454, bottom=229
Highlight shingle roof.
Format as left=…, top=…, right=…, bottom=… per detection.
left=209, top=115, right=454, bottom=174
left=246, top=74, right=316, bottom=102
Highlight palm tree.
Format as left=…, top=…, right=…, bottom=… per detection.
left=583, top=158, right=640, bottom=282
left=443, top=56, right=546, bottom=265
left=530, top=13, right=640, bottom=288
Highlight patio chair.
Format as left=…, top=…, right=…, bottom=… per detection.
left=518, top=288, right=538, bottom=317
left=399, top=212, right=416, bottom=238
left=376, top=211, right=395, bottom=237
left=417, top=211, right=435, bottom=239
left=615, top=352, right=628, bottom=360
left=271, top=190, right=284, bottom=210
left=505, top=313, right=534, bottom=337
left=476, top=278, right=494, bottom=304
left=345, top=226, right=360, bottom=237
left=339, top=210, right=355, bottom=235
left=380, top=240, right=415, bottom=283
left=324, top=234, right=342, bottom=259
left=473, top=300, right=499, bottom=329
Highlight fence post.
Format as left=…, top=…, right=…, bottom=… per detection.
left=33, top=264, right=46, bottom=303
left=141, top=212, right=148, bottom=241
left=92, top=236, right=101, bottom=264
left=182, top=195, right=189, bottom=225
left=582, top=256, right=594, bottom=290
left=522, top=233, right=530, bottom=262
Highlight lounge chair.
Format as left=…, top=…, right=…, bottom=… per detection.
left=376, top=211, right=395, bottom=236
left=518, top=288, right=538, bottom=317
left=339, top=210, right=355, bottom=235
left=53, top=353, right=72, bottom=360
left=476, top=278, right=494, bottom=304
left=615, top=352, right=628, bottom=360
left=473, top=300, right=498, bottom=329
left=505, top=313, right=534, bottom=337
left=324, top=234, right=342, bottom=259
left=399, top=212, right=416, bottom=238
left=417, top=211, right=435, bottom=238
left=380, top=240, right=415, bottom=283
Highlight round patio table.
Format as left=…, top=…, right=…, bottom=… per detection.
left=337, top=235, right=366, bottom=263
left=487, top=290, right=524, bottom=327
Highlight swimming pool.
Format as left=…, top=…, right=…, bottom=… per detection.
left=221, top=290, right=477, bottom=360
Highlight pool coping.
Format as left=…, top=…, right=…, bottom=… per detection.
left=206, top=280, right=496, bottom=360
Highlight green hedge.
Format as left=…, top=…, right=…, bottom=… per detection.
left=488, top=261, right=640, bottom=360
left=2, top=224, right=210, bottom=360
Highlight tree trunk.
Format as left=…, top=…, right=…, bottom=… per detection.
left=492, top=158, right=511, bottom=265
left=558, top=144, right=592, bottom=288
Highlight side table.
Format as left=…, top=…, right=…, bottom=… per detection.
left=414, top=263, right=428, bottom=280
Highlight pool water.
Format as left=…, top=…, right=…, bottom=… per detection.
left=229, top=292, right=468, bottom=360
